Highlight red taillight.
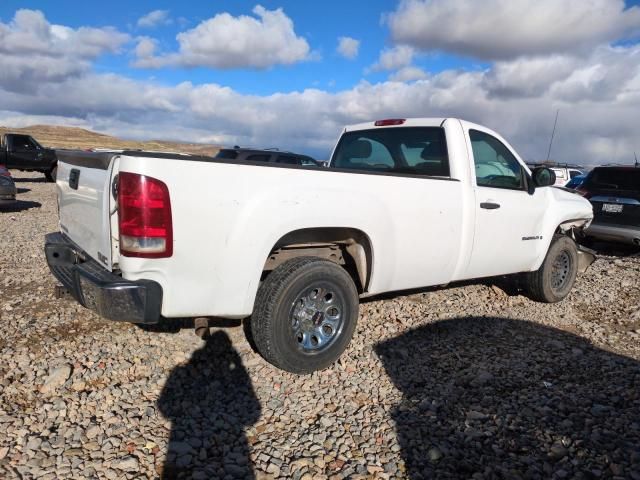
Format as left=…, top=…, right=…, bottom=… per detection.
left=374, top=118, right=406, bottom=126
left=118, top=172, right=173, bottom=258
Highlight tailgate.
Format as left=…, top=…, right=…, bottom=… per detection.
left=56, top=151, right=118, bottom=270
left=591, top=193, right=640, bottom=227
left=586, top=168, right=640, bottom=228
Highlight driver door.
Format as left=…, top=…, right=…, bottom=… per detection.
left=463, top=129, right=547, bottom=279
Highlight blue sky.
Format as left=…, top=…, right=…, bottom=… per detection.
left=0, top=1, right=639, bottom=164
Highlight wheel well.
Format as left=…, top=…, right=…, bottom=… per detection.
left=555, top=219, right=590, bottom=240
left=263, top=228, right=373, bottom=292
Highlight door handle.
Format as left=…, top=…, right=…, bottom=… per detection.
left=480, top=202, right=500, bottom=210
left=69, top=169, right=80, bottom=190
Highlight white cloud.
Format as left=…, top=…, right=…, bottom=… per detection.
left=1, top=13, right=639, bottom=168
left=388, top=0, right=640, bottom=60
left=137, top=10, right=171, bottom=29
left=337, top=36, right=360, bottom=60
left=0, top=9, right=129, bottom=57
left=369, top=45, right=415, bottom=72
left=482, top=56, right=580, bottom=98
left=0, top=9, right=129, bottom=93
left=135, top=36, right=158, bottom=59
left=389, top=66, right=428, bottom=82
left=134, top=5, right=311, bottom=69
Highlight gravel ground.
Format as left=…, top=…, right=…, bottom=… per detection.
left=1, top=172, right=639, bottom=480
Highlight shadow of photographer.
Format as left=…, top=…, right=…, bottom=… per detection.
left=375, top=316, right=640, bottom=479
left=158, top=330, right=261, bottom=479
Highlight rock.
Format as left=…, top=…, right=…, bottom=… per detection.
left=549, top=445, right=568, bottom=460
left=466, top=410, right=488, bottom=421
left=175, top=454, right=192, bottom=468
left=266, top=463, right=281, bottom=476
left=26, top=437, right=43, bottom=450
left=427, top=447, right=443, bottom=463
left=41, top=365, right=72, bottom=393
left=85, top=425, right=100, bottom=439
left=474, top=371, right=494, bottom=385
left=548, top=340, right=565, bottom=349
left=590, top=404, right=609, bottom=417
left=319, top=416, right=333, bottom=428
left=112, top=456, right=139, bottom=472
left=168, top=441, right=193, bottom=455
left=63, top=448, right=83, bottom=456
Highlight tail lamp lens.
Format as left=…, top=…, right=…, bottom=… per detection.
left=118, top=172, right=173, bottom=258
left=374, top=119, right=406, bottom=126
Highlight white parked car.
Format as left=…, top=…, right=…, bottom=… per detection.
left=45, top=118, right=594, bottom=373
left=551, top=167, right=584, bottom=186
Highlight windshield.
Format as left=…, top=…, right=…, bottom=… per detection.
left=331, top=127, right=449, bottom=176
left=585, top=168, right=640, bottom=192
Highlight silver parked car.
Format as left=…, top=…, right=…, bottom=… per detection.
left=0, top=164, right=17, bottom=206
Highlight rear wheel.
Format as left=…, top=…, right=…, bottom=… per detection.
left=523, top=234, right=578, bottom=303
left=250, top=257, right=359, bottom=374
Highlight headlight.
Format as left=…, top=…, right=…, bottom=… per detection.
left=0, top=176, right=13, bottom=187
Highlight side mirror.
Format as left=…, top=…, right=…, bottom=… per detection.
left=532, top=167, right=556, bottom=188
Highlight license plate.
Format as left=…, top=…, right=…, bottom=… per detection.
left=602, top=203, right=623, bottom=213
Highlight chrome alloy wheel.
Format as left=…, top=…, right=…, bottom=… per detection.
left=551, top=250, right=572, bottom=291
left=290, top=286, right=344, bottom=353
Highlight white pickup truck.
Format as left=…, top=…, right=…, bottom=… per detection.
left=45, top=118, right=594, bottom=373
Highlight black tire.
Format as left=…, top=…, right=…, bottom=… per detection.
left=45, top=166, right=57, bottom=183
left=250, top=257, right=359, bottom=374
left=523, top=234, right=578, bottom=303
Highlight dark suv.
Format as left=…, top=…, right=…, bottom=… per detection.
left=215, top=147, right=321, bottom=166
left=578, top=166, right=640, bottom=246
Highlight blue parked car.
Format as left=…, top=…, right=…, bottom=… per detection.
left=565, top=174, right=586, bottom=190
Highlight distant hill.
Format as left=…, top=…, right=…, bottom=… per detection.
left=0, top=125, right=221, bottom=156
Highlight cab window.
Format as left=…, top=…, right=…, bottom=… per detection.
left=12, top=135, right=37, bottom=151
left=331, top=127, right=449, bottom=176
left=246, top=154, right=270, bottom=162
left=470, top=130, right=525, bottom=190
left=276, top=155, right=300, bottom=165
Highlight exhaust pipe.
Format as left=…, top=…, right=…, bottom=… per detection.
left=194, top=317, right=210, bottom=338
left=633, top=238, right=640, bottom=246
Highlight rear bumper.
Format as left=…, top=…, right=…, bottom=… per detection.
left=0, top=184, right=16, bottom=205
left=585, top=223, right=640, bottom=246
left=44, top=232, right=162, bottom=323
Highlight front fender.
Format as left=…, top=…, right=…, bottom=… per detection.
left=531, top=187, right=594, bottom=271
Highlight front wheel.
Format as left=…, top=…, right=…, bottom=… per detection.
left=523, top=234, right=579, bottom=303
left=250, top=257, right=359, bottom=374
left=45, top=165, right=57, bottom=183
